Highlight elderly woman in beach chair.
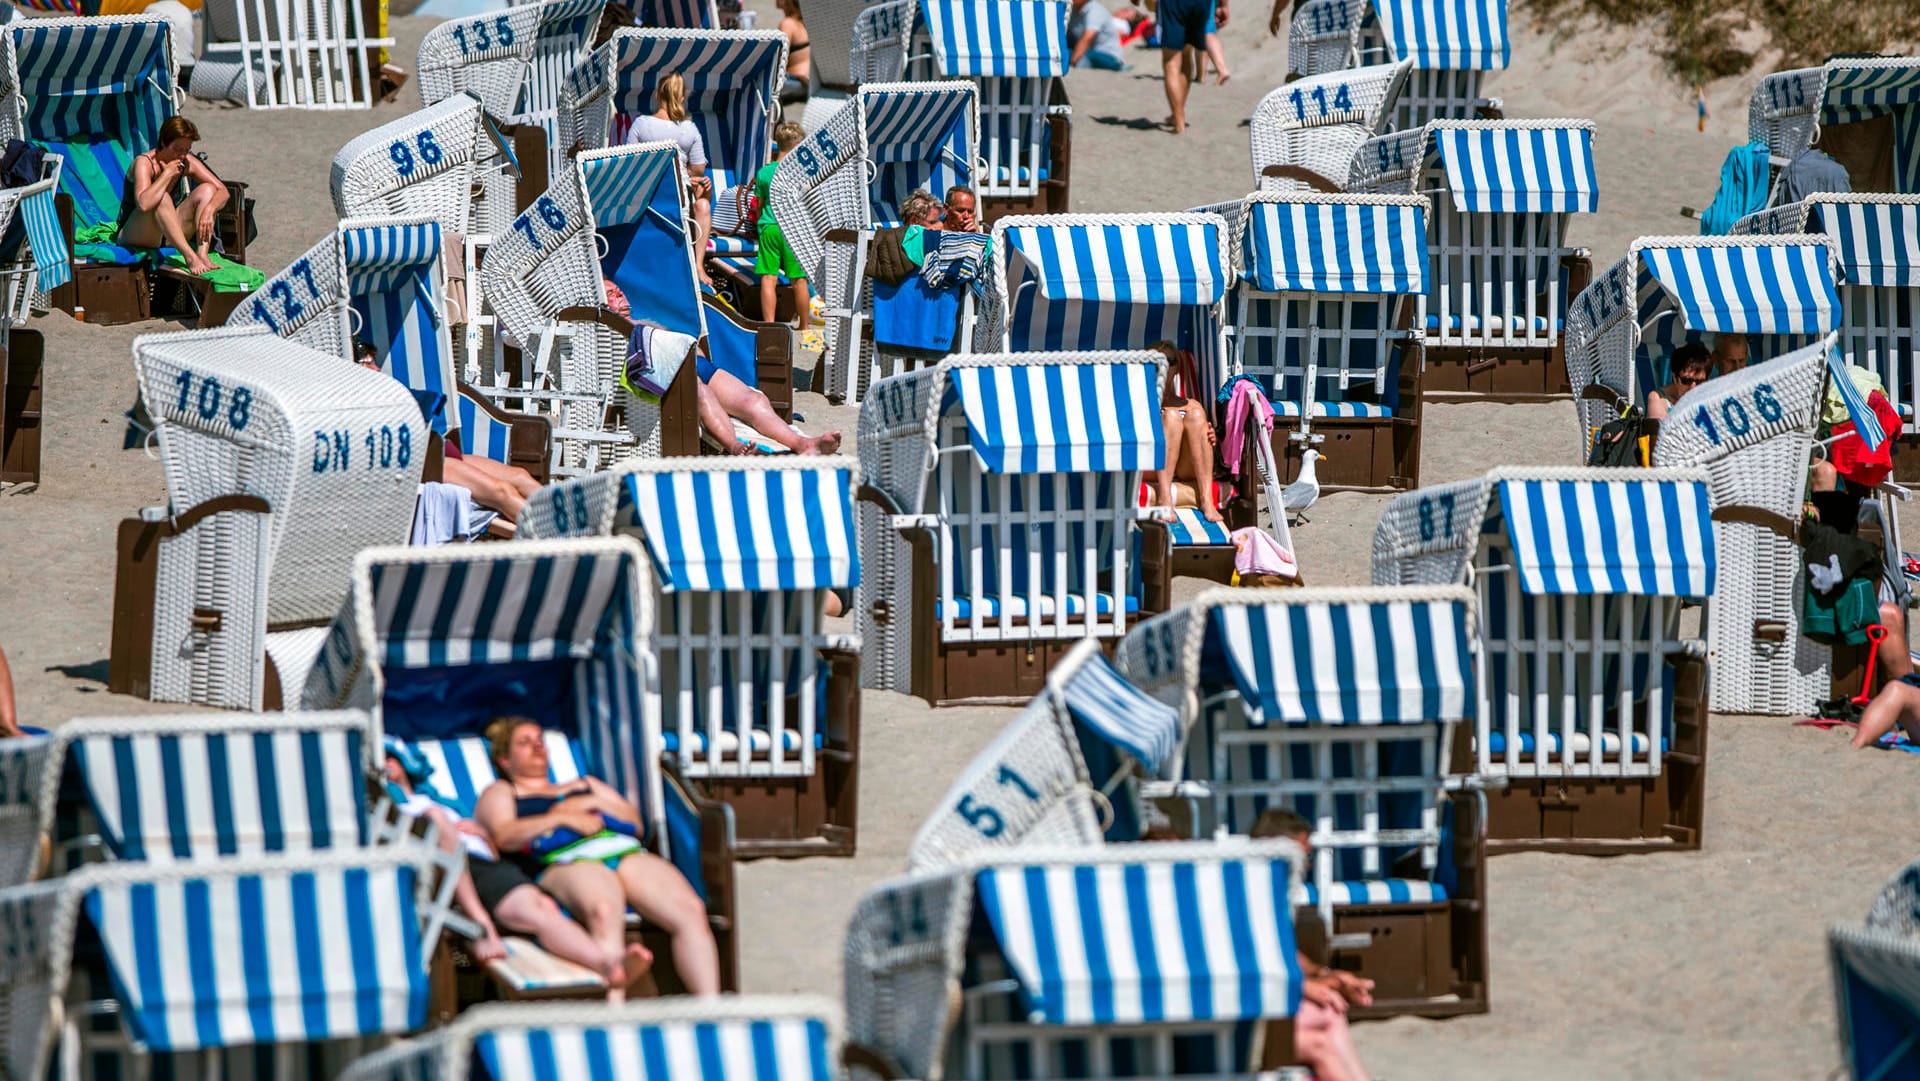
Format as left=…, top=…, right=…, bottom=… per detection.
left=1284, top=0, right=1508, bottom=129
left=1249, top=61, right=1408, bottom=194
left=1748, top=57, right=1920, bottom=204
left=1118, top=585, right=1490, bottom=1019
left=13, top=15, right=252, bottom=324
left=1347, top=119, right=1597, bottom=402
left=302, top=538, right=743, bottom=999
left=1373, top=469, right=1716, bottom=853
left=846, top=839, right=1310, bottom=1079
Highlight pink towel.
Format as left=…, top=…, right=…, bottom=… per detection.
left=1222, top=379, right=1274, bottom=468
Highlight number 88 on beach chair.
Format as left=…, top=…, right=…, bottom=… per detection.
left=1118, top=585, right=1490, bottom=1018
left=1373, top=468, right=1717, bottom=853
left=109, top=327, right=426, bottom=713
left=856, top=351, right=1168, bottom=706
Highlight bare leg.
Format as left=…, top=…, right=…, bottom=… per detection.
left=1853, top=679, right=1920, bottom=748
left=791, top=277, right=812, bottom=332
left=1879, top=602, right=1912, bottom=681
left=460, top=454, right=540, bottom=500
left=492, top=882, right=650, bottom=999
left=418, top=811, right=506, bottom=962
left=760, top=274, right=780, bottom=325
left=1162, top=49, right=1190, bottom=133
left=1177, top=408, right=1221, bottom=521
left=444, top=455, right=529, bottom=521
left=693, top=197, right=714, bottom=284
left=1811, top=458, right=1839, bottom=492
left=1205, top=32, right=1231, bottom=82
left=122, top=196, right=213, bottom=274
left=1158, top=405, right=1188, bottom=505
left=613, top=851, right=721, bottom=995
left=1294, top=998, right=1368, bottom=1081
left=695, top=377, right=755, bottom=454
left=707, top=368, right=840, bottom=454
left=180, top=184, right=221, bottom=263
left=536, top=861, right=633, bottom=995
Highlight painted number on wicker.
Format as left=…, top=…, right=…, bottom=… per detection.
left=1689, top=382, right=1783, bottom=446
left=311, top=425, right=413, bottom=472
left=953, top=766, right=1041, bottom=838
left=880, top=887, right=931, bottom=948
left=1136, top=619, right=1179, bottom=682
left=873, top=379, right=912, bottom=427
left=1417, top=491, right=1457, bottom=543
left=451, top=16, right=515, bottom=55
left=866, top=3, right=901, bottom=38
left=792, top=131, right=841, bottom=179
left=511, top=196, right=567, bottom=251
left=1763, top=76, right=1808, bottom=112
left=548, top=486, right=591, bottom=534
left=247, top=257, right=319, bottom=334
left=173, top=369, right=255, bottom=431
left=1287, top=83, right=1353, bottom=121
left=390, top=131, right=448, bottom=178
left=1306, top=1, right=1350, bottom=33
left=1374, top=138, right=1407, bottom=173
left=1578, top=270, right=1629, bottom=330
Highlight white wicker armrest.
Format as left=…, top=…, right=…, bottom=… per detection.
left=889, top=513, right=939, bottom=530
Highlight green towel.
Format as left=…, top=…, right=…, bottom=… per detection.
left=163, top=250, right=265, bottom=293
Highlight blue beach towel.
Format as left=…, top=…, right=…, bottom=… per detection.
left=1699, top=142, right=1773, bottom=236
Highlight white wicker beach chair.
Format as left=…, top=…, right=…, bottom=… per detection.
left=906, top=638, right=1180, bottom=871
left=1372, top=468, right=1716, bottom=852
left=0, top=842, right=457, bottom=1079
left=1287, top=0, right=1509, bottom=130
left=1225, top=190, right=1428, bottom=492
left=0, top=735, right=49, bottom=889
left=1249, top=61, right=1408, bottom=194
left=768, top=80, right=980, bottom=403
left=1347, top=118, right=1598, bottom=400
left=1749, top=57, right=1920, bottom=202
left=108, top=327, right=424, bottom=713
left=1830, top=859, right=1920, bottom=1081
left=417, top=0, right=606, bottom=178
left=857, top=350, right=1166, bottom=705
left=1642, top=340, right=1837, bottom=717
left=517, top=457, right=863, bottom=858
left=192, top=0, right=394, bottom=109
left=1116, top=584, right=1488, bottom=1018
left=338, top=996, right=843, bottom=1080
left=901, top=0, right=1069, bottom=217
left=844, top=839, right=1306, bottom=1080
left=300, top=537, right=743, bottom=993
left=332, top=93, right=522, bottom=261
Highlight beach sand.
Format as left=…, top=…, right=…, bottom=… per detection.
left=0, top=9, right=1913, bottom=1076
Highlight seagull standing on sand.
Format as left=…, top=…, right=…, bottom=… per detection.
left=1282, top=449, right=1322, bottom=521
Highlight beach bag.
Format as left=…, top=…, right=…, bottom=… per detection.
left=1587, top=414, right=1645, bottom=468
left=1803, top=576, right=1879, bottom=646
left=530, top=815, right=645, bottom=866
left=1231, top=526, right=1297, bottom=584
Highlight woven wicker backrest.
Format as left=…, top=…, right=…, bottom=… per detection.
left=1749, top=58, right=1920, bottom=196
left=1650, top=335, right=1831, bottom=512
left=331, top=94, right=494, bottom=234
left=1287, top=0, right=1369, bottom=77
left=1249, top=61, right=1407, bottom=193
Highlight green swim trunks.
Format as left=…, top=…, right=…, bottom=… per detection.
left=754, top=222, right=806, bottom=280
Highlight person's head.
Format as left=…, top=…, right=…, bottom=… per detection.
left=485, top=716, right=548, bottom=780
left=771, top=121, right=805, bottom=160
left=776, top=0, right=801, bottom=17
left=1249, top=807, right=1313, bottom=858
left=899, top=189, right=944, bottom=228
left=155, top=115, right=200, bottom=162
left=943, top=185, right=979, bottom=232
left=1710, top=333, right=1749, bottom=370
left=353, top=338, right=379, bottom=370
left=1669, top=342, right=1712, bottom=397
left=654, top=73, right=689, bottom=123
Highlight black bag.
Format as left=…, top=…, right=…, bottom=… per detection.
left=1587, top=414, right=1644, bottom=467
left=0, top=139, right=45, bottom=190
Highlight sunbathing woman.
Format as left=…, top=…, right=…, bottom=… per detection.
left=473, top=716, right=722, bottom=995
left=693, top=339, right=842, bottom=455
left=1147, top=340, right=1223, bottom=522
left=120, top=115, right=227, bottom=276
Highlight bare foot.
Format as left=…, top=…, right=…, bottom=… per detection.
left=623, top=942, right=655, bottom=990
left=1216, top=70, right=1231, bottom=85
left=187, top=256, right=217, bottom=275
left=1157, top=485, right=1175, bottom=507
left=799, top=431, right=842, bottom=455
left=472, top=933, right=508, bottom=964
left=1203, top=504, right=1224, bottom=523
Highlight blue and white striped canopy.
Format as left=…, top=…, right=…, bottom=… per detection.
left=12, top=18, right=175, bottom=145
left=598, top=31, right=784, bottom=185
left=581, top=144, right=705, bottom=339
left=1372, top=0, right=1509, bottom=70
left=364, top=548, right=637, bottom=670
left=1820, top=61, right=1920, bottom=123
left=1815, top=200, right=1920, bottom=288
left=1004, top=220, right=1228, bottom=304
left=344, top=220, right=449, bottom=432
left=948, top=360, right=1164, bottom=473
left=582, top=142, right=683, bottom=230
left=1495, top=477, right=1716, bottom=597
left=973, top=854, right=1303, bottom=1024
left=1639, top=241, right=1838, bottom=335
left=916, top=0, right=1068, bottom=77
left=1432, top=126, right=1597, bottom=214
left=862, top=84, right=977, bottom=224
left=17, top=184, right=68, bottom=291
left=1062, top=648, right=1180, bottom=777
left=1244, top=199, right=1427, bottom=294
left=72, top=724, right=368, bottom=861
left=83, top=859, right=427, bottom=1051
left=475, top=1015, right=834, bottom=1080
left=1205, top=596, right=1475, bottom=725
left=345, top=219, right=441, bottom=295
left=622, top=465, right=860, bottom=592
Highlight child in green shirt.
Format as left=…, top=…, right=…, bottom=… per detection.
left=755, top=121, right=809, bottom=331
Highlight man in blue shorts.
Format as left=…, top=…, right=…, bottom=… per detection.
left=1157, top=0, right=1213, bottom=132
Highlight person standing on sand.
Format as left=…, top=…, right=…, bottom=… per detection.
left=1157, top=0, right=1214, bottom=132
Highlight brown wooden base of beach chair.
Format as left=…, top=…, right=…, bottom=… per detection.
left=1340, top=796, right=1489, bottom=1020
left=1421, top=343, right=1570, bottom=402
left=151, top=266, right=253, bottom=328
left=1478, top=652, right=1709, bottom=856
left=1279, top=416, right=1421, bottom=493
left=52, top=262, right=150, bottom=326
left=691, top=648, right=862, bottom=859
left=1, top=329, right=42, bottom=486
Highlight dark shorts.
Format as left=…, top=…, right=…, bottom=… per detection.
left=1157, top=0, right=1211, bottom=52
left=470, top=856, right=537, bottom=912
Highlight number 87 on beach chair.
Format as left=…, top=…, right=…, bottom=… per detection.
left=1374, top=467, right=1717, bottom=853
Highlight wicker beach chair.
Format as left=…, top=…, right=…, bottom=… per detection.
left=191, top=0, right=394, bottom=109
left=905, top=638, right=1180, bottom=871
left=856, top=350, right=1167, bottom=705
left=1287, top=0, right=1508, bottom=130
left=517, top=457, right=863, bottom=858
left=418, top=0, right=607, bottom=179
left=332, top=93, right=521, bottom=256
left=1749, top=57, right=1920, bottom=203
left=901, top=0, right=1069, bottom=220
left=1116, top=585, right=1489, bottom=1019
left=844, top=839, right=1307, bottom=1080
left=107, top=327, right=425, bottom=713
left=1372, top=468, right=1716, bottom=853
left=1249, top=61, right=1409, bottom=194
left=0, top=736, right=48, bottom=889
left=301, top=537, right=743, bottom=996
left=1830, top=859, right=1920, bottom=1081
left=14, top=16, right=251, bottom=325
left=0, top=842, right=457, bottom=1079
left=810, top=0, right=917, bottom=122
left=230, top=215, right=552, bottom=478
left=769, top=80, right=979, bottom=403
left=1225, top=190, right=1428, bottom=492
left=339, top=996, right=844, bottom=1080
left=0, top=75, right=68, bottom=487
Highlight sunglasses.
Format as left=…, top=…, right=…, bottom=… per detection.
left=1676, top=373, right=1708, bottom=386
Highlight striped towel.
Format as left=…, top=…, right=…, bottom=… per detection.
left=921, top=230, right=990, bottom=292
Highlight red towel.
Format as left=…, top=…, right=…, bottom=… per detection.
left=1830, top=389, right=1904, bottom=488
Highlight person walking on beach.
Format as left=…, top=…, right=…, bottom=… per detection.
left=1157, top=0, right=1214, bottom=132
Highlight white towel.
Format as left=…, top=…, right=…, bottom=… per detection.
left=412, top=481, right=470, bottom=545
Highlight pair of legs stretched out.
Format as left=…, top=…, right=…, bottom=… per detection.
left=696, top=366, right=841, bottom=455
left=537, top=851, right=720, bottom=996
left=1152, top=395, right=1222, bottom=521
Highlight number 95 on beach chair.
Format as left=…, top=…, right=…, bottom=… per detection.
left=843, top=840, right=1309, bottom=1080
left=1117, top=585, right=1489, bottom=1018
left=856, top=351, right=1169, bottom=706
left=1373, top=468, right=1716, bottom=853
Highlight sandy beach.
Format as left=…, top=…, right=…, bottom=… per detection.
left=0, top=7, right=1914, bottom=1076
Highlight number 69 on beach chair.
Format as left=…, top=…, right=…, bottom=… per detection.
left=1373, top=468, right=1717, bottom=853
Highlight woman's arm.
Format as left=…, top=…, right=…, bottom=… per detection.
left=584, top=777, right=644, bottom=823
left=131, top=157, right=180, bottom=213
left=474, top=781, right=604, bottom=853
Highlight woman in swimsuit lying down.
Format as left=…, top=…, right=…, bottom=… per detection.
left=473, top=716, right=722, bottom=995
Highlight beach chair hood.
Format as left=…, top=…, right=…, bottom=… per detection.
left=560, top=28, right=786, bottom=167
left=1238, top=191, right=1428, bottom=294
left=914, top=0, right=1067, bottom=78
left=1370, top=0, right=1509, bottom=70
left=1751, top=57, right=1920, bottom=196
left=417, top=0, right=605, bottom=177
left=331, top=93, right=511, bottom=234
left=1735, top=194, right=1920, bottom=289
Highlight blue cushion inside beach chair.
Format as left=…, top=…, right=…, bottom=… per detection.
left=382, top=658, right=575, bottom=742
left=600, top=219, right=704, bottom=339
left=403, top=730, right=593, bottom=819
left=703, top=297, right=761, bottom=388
left=1301, top=879, right=1449, bottom=906
left=1166, top=507, right=1232, bottom=546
